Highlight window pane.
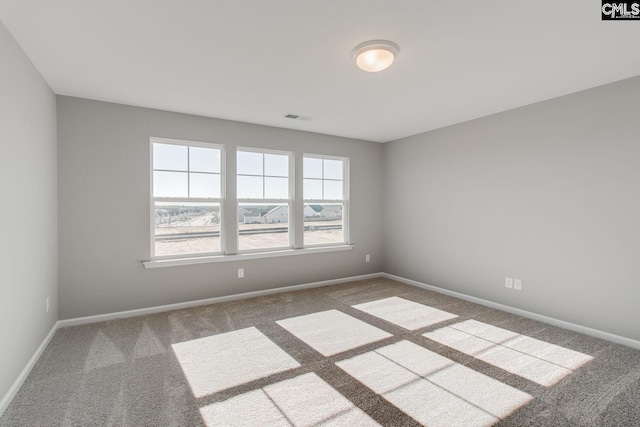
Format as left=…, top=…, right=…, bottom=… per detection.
left=190, top=146, right=220, bottom=173
left=153, top=171, right=188, bottom=197
left=190, top=173, right=220, bottom=198
left=324, top=180, right=343, bottom=200
left=304, top=179, right=322, bottom=200
left=324, top=159, right=343, bottom=180
left=238, top=203, right=290, bottom=251
left=264, top=154, right=289, bottom=177
left=264, top=177, right=289, bottom=199
left=154, top=202, right=221, bottom=256
left=303, top=157, right=322, bottom=178
left=237, top=175, right=263, bottom=199
left=153, top=143, right=188, bottom=171
left=237, top=151, right=263, bottom=175
left=304, top=203, right=343, bottom=246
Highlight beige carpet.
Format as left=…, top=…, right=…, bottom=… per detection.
left=1, top=277, right=640, bottom=426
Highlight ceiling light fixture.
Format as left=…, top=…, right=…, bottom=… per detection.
left=351, top=40, right=399, bottom=73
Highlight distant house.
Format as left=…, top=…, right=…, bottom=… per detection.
left=304, top=205, right=320, bottom=218
left=238, top=207, right=251, bottom=223
left=264, top=205, right=288, bottom=223
left=242, top=209, right=263, bottom=224
left=308, top=205, right=323, bottom=215
left=320, top=205, right=342, bottom=220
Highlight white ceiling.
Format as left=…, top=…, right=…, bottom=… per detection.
left=1, top=1, right=640, bottom=143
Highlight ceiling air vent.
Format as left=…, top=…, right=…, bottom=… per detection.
left=283, top=113, right=312, bottom=121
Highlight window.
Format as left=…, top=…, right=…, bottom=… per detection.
left=146, top=140, right=351, bottom=265
left=151, top=138, right=223, bottom=258
left=237, top=149, right=292, bottom=252
left=303, top=155, right=348, bottom=246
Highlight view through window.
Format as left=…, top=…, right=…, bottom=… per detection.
left=237, top=149, right=291, bottom=252
left=303, top=155, right=347, bottom=246
left=152, top=139, right=223, bottom=257
left=150, top=140, right=349, bottom=259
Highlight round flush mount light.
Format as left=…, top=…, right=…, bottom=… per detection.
left=351, top=40, right=400, bottom=72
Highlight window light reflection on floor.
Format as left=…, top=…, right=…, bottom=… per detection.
left=352, top=296, right=458, bottom=330
left=276, top=309, right=392, bottom=356
left=423, top=319, right=594, bottom=386
left=171, top=327, right=300, bottom=398
left=199, top=373, right=380, bottom=427
left=337, top=340, right=533, bottom=427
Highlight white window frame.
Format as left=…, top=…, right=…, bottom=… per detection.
left=150, top=137, right=225, bottom=260
left=302, top=154, right=349, bottom=247
left=236, top=147, right=294, bottom=254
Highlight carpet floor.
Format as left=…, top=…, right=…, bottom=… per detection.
left=1, top=277, right=640, bottom=426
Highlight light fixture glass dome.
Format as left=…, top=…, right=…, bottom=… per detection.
left=351, top=40, right=399, bottom=72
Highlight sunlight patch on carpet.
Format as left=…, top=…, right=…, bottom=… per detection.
left=200, top=373, right=380, bottom=427
left=336, top=340, right=532, bottom=427
left=276, top=310, right=392, bottom=356
left=423, top=319, right=593, bottom=386
left=353, top=296, right=458, bottom=330
left=172, top=327, right=300, bottom=398
left=201, top=389, right=289, bottom=427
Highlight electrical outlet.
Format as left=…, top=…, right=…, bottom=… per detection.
left=514, top=279, right=522, bottom=291
left=46, top=297, right=50, bottom=313
left=365, top=254, right=370, bottom=262
left=505, top=277, right=513, bottom=289
left=238, top=268, right=244, bottom=278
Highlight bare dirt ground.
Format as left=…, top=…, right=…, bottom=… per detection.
left=154, top=220, right=343, bottom=256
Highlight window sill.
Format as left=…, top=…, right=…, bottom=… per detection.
left=142, top=245, right=354, bottom=269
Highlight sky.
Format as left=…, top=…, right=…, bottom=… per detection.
left=152, top=143, right=344, bottom=201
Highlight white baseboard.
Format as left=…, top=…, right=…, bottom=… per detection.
left=0, top=321, right=60, bottom=418
left=383, top=272, right=640, bottom=350
left=58, top=272, right=384, bottom=328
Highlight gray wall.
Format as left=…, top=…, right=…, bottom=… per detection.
left=0, top=21, right=57, bottom=402
left=383, top=75, right=640, bottom=341
left=57, top=96, right=384, bottom=319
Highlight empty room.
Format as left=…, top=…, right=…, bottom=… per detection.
left=2, top=1, right=640, bottom=426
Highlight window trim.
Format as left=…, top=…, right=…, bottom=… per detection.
left=142, top=244, right=354, bottom=268
left=144, top=142, right=354, bottom=266
left=236, top=147, right=294, bottom=254
left=150, top=137, right=226, bottom=260
left=303, top=154, right=349, bottom=248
